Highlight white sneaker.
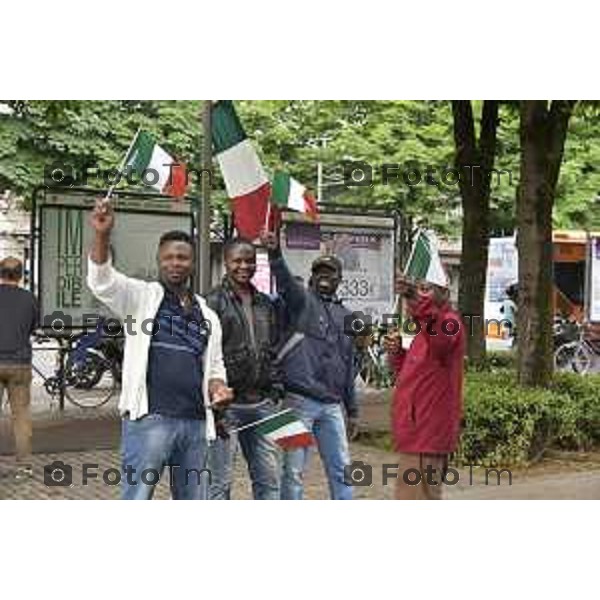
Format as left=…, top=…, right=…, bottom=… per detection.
left=15, top=465, right=33, bottom=480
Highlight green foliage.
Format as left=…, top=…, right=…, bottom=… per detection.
left=0, top=100, right=205, bottom=208
left=362, top=367, right=600, bottom=468
left=465, top=350, right=517, bottom=372
left=239, top=100, right=460, bottom=234
left=489, top=103, right=520, bottom=235
left=455, top=370, right=600, bottom=467
left=1, top=100, right=599, bottom=235
left=550, top=372, right=600, bottom=445
left=553, top=103, right=600, bottom=230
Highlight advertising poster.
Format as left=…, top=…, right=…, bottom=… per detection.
left=281, top=214, right=395, bottom=321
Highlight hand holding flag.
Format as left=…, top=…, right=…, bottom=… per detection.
left=395, top=273, right=417, bottom=300
left=103, top=128, right=188, bottom=204
left=259, top=228, right=280, bottom=253
left=209, top=380, right=234, bottom=407
left=90, top=197, right=115, bottom=235
left=124, top=130, right=188, bottom=197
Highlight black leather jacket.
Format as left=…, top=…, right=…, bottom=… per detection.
left=206, top=278, right=284, bottom=403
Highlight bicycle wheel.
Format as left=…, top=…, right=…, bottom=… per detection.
left=64, top=349, right=118, bottom=408
left=360, top=360, right=373, bottom=387
left=362, top=348, right=380, bottom=388
left=31, top=339, right=60, bottom=388
left=554, top=342, right=578, bottom=372
left=572, top=343, right=593, bottom=375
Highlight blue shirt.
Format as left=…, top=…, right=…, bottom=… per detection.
left=147, top=290, right=208, bottom=420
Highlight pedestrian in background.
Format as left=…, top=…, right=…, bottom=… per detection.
left=0, top=257, right=38, bottom=479
left=500, top=283, right=518, bottom=346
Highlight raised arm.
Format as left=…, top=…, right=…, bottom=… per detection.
left=87, top=198, right=139, bottom=319
left=260, top=229, right=307, bottom=317
left=90, top=198, right=113, bottom=265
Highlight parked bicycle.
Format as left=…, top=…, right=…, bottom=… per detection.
left=554, top=321, right=600, bottom=375
left=553, top=315, right=580, bottom=351
left=355, top=324, right=394, bottom=389
left=32, top=320, right=122, bottom=408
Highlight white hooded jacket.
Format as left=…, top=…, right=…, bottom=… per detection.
left=87, top=256, right=226, bottom=441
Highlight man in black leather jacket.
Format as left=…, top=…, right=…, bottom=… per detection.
left=206, top=238, right=283, bottom=500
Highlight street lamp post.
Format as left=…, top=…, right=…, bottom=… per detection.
left=317, top=136, right=344, bottom=204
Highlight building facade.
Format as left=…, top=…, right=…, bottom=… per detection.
left=0, top=191, right=31, bottom=283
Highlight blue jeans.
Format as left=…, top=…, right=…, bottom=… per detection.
left=208, top=400, right=280, bottom=500
left=281, top=394, right=353, bottom=500
left=121, top=414, right=209, bottom=500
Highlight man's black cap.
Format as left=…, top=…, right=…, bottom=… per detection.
left=311, top=255, right=342, bottom=276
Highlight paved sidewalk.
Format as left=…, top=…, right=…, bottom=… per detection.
left=0, top=387, right=388, bottom=455
left=2, top=444, right=600, bottom=500
left=2, top=385, right=599, bottom=500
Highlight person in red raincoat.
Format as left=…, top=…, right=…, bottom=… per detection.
left=384, top=275, right=465, bottom=500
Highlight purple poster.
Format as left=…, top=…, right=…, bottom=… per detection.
left=285, top=222, right=321, bottom=250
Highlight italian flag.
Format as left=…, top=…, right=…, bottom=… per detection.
left=404, top=229, right=448, bottom=287
left=125, top=131, right=187, bottom=197
left=272, top=170, right=319, bottom=221
left=212, top=101, right=273, bottom=239
left=254, top=409, right=314, bottom=449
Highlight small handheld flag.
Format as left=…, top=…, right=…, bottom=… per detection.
left=124, top=130, right=188, bottom=197
left=404, top=229, right=448, bottom=288
left=232, top=409, right=315, bottom=449
left=271, top=171, right=319, bottom=222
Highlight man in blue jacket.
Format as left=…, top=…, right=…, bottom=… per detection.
left=261, top=230, right=358, bottom=500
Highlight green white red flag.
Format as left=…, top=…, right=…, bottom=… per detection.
left=212, top=101, right=275, bottom=239
left=125, top=130, right=188, bottom=197
left=404, top=229, right=448, bottom=287
left=253, top=409, right=315, bottom=449
left=271, top=170, right=319, bottom=221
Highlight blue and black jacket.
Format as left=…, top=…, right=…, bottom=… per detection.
left=269, top=251, right=358, bottom=418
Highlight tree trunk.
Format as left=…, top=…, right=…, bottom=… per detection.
left=452, top=100, right=499, bottom=365
left=517, top=100, right=576, bottom=386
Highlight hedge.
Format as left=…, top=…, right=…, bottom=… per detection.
left=361, top=367, right=600, bottom=468
left=465, top=350, right=517, bottom=372
left=456, top=370, right=600, bottom=466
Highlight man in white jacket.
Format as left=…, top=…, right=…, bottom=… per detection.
left=87, top=198, right=231, bottom=500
